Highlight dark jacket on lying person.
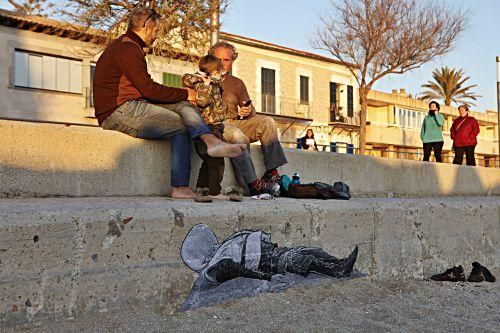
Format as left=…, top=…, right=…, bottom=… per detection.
left=181, top=224, right=358, bottom=287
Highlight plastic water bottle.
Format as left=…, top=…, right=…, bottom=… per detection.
left=291, top=173, right=300, bottom=185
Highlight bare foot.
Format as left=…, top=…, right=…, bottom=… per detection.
left=171, top=186, right=195, bottom=199
left=200, top=133, right=246, bottom=158
left=207, top=141, right=246, bottom=158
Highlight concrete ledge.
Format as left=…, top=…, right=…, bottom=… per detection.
left=0, top=196, right=498, bottom=323
left=1, top=119, right=500, bottom=198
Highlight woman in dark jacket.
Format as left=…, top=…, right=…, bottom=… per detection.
left=450, top=104, right=480, bottom=166
left=301, top=129, right=318, bottom=150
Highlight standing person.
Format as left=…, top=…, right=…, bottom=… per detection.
left=450, top=104, right=480, bottom=166
left=420, top=101, right=445, bottom=162
left=93, top=7, right=245, bottom=199
left=301, top=129, right=318, bottom=151
left=209, top=42, right=288, bottom=196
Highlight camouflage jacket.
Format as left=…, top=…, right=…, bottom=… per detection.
left=181, top=73, right=226, bottom=125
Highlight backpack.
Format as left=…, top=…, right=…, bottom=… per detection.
left=287, top=181, right=350, bottom=200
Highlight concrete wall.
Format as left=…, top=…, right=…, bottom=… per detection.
left=1, top=119, right=499, bottom=198
left=0, top=196, right=498, bottom=323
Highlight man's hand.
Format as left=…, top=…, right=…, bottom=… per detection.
left=186, top=88, right=197, bottom=105
left=238, top=106, right=252, bottom=117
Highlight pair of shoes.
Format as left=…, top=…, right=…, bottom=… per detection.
left=225, top=187, right=243, bottom=202
left=431, top=262, right=496, bottom=283
left=430, top=266, right=465, bottom=282
left=194, top=188, right=212, bottom=203
left=467, top=262, right=496, bottom=283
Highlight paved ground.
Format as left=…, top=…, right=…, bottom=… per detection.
left=7, top=270, right=500, bottom=333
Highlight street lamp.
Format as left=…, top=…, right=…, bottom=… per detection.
left=210, top=0, right=220, bottom=47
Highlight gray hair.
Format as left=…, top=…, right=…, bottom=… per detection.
left=128, top=7, right=161, bottom=31
left=208, top=41, right=238, bottom=61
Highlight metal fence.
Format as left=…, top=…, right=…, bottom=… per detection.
left=282, top=140, right=500, bottom=168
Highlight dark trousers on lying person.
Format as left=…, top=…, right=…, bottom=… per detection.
left=423, top=141, right=444, bottom=162
left=194, top=124, right=225, bottom=195
left=453, top=145, right=476, bottom=166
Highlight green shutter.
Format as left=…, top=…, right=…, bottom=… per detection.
left=163, top=72, right=181, bottom=88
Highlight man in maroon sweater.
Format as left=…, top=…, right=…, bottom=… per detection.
left=209, top=42, right=288, bottom=195
left=93, top=8, right=245, bottom=199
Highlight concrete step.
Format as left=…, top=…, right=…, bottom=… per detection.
left=0, top=196, right=498, bottom=324
left=1, top=119, right=500, bottom=198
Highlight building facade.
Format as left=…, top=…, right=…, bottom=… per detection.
left=0, top=9, right=360, bottom=152
left=0, top=9, right=498, bottom=166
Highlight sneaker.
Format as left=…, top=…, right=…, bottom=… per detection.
left=194, top=188, right=213, bottom=203
left=249, top=179, right=269, bottom=196
left=467, top=262, right=496, bottom=283
left=430, top=266, right=465, bottom=282
left=262, top=169, right=281, bottom=184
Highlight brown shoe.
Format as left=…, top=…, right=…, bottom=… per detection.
left=194, top=188, right=213, bottom=203
left=227, top=187, right=243, bottom=202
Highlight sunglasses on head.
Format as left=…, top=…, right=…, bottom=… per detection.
left=143, top=9, right=157, bottom=27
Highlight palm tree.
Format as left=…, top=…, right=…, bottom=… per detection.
left=419, top=66, right=481, bottom=106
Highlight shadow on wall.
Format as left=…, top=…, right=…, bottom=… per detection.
left=0, top=118, right=498, bottom=198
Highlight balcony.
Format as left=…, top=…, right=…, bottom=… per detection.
left=252, top=92, right=313, bottom=119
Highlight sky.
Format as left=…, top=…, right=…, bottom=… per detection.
left=1, top=0, right=499, bottom=112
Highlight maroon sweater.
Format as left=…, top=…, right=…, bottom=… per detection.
left=450, top=115, right=480, bottom=147
left=93, top=30, right=188, bottom=125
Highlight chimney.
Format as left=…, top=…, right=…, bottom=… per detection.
left=391, top=89, right=398, bottom=94
left=400, top=88, right=407, bottom=96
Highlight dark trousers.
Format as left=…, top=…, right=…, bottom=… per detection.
left=423, top=141, right=444, bottom=162
left=194, top=124, right=225, bottom=195
left=453, top=145, right=476, bottom=166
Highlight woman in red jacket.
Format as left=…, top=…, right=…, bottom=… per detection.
left=450, top=104, right=480, bottom=166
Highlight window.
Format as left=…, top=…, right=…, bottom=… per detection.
left=14, top=50, right=82, bottom=94
left=347, top=85, right=354, bottom=117
left=261, top=68, right=276, bottom=114
left=398, top=108, right=404, bottom=126
left=299, top=75, right=309, bottom=104
left=163, top=72, right=181, bottom=88
left=329, top=82, right=338, bottom=122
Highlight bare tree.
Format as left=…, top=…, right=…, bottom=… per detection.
left=56, top=0, right=228, bottom=59
left=7, top=0, right=54, bottom=16
left=420, top=66, right=481, bottom=106
left=312, top=0, right=467, bottom=154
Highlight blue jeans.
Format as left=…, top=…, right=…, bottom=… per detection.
left=101, top=100, right=211, bottom=187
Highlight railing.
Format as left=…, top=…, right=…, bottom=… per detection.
left=85, top=87, right=94, bottom=108
left=281, top=140, right=500, bottom=168
left=251, top=92, right=313, bottom=119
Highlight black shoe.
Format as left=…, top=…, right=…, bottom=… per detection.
left=329, top=246, right=358, bottom=277
left=467, top=262, right=496, bottom=283
left=343, top=245, right=358, bottom=275
left=430, top=266, right=465, bottom=282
